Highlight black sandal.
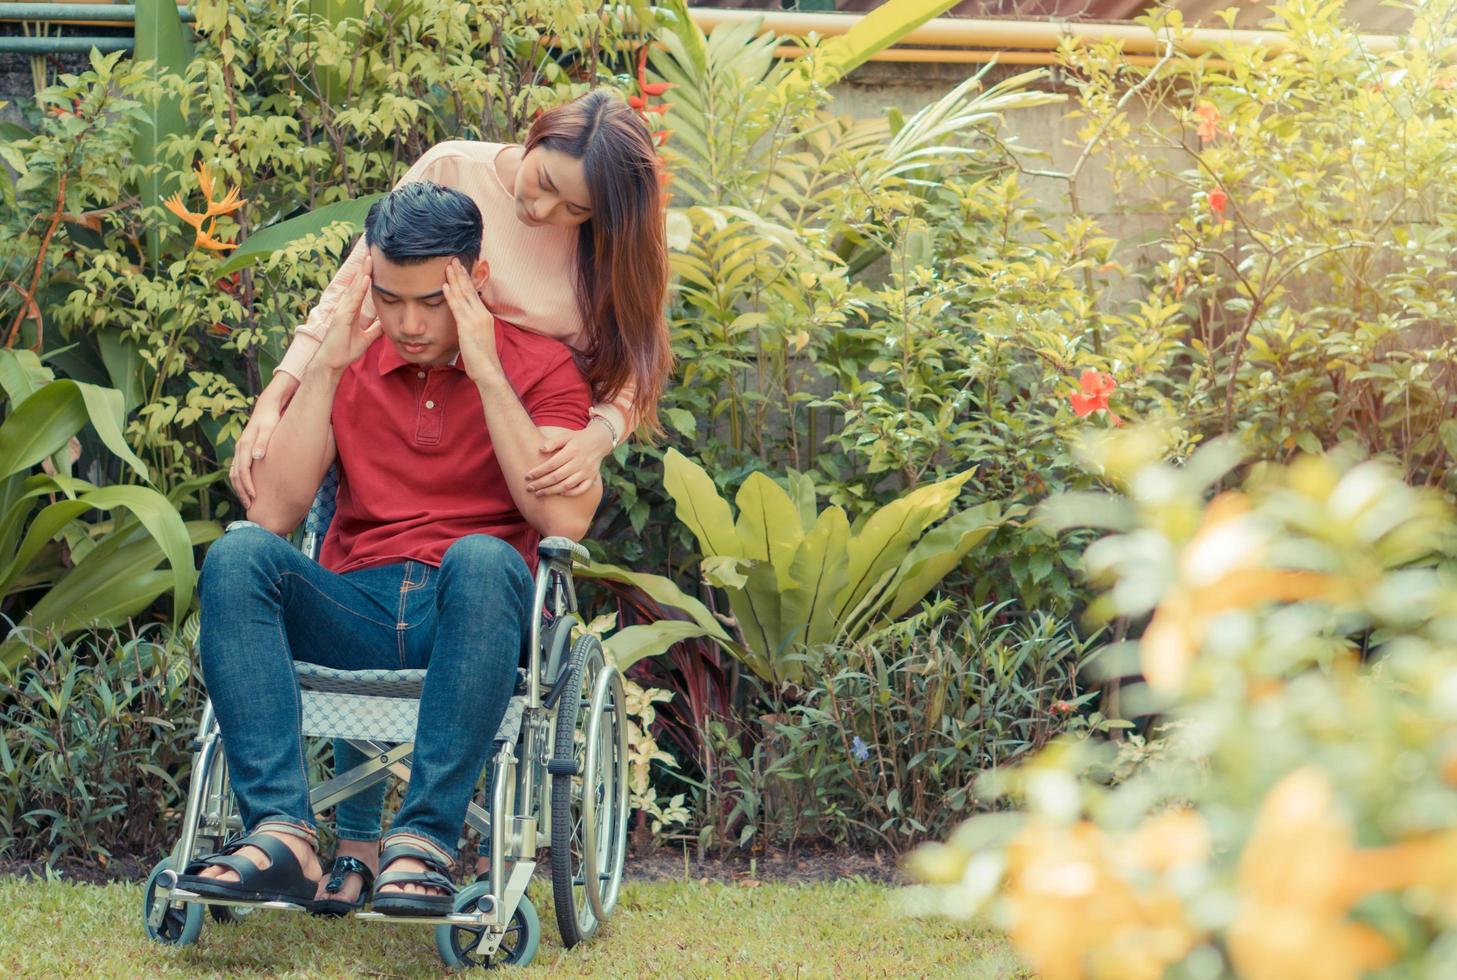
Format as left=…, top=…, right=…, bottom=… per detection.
left=176, top=832, right=318, bottom=906
left=371, top=840, right=457, bottom=916
left=311, top=855, right=376, bottom=917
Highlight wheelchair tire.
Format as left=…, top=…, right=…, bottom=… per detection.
left=549, top=634, right=605, bottom=947
left=141, top=857, right=204, bottom=947
left=580, top=661, right=629, bottom=922
left=435, top=882, right=540, bottom=969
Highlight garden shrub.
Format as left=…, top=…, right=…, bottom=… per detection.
left=0, top=625, right=201, bottom=864
left=697, top=604, right=1106, bottom=854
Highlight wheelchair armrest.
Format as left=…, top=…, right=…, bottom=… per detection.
left=538, top=535, right=589, bottom=565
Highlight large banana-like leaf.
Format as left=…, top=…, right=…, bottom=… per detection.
left=216, top=195, right=385, bottom=277
left=834, top=470, right=975, bottom=621
left=733, top=472, right=803, bottom=590
left=781, top=505, right=852, bottom=651
left=604, top=621, right=714, bottom=672
left=575, top=558, right=738, bottom=650
left=0, top=378, right=149, bottom=482
left=134, top=0, right=193, bottom=267
left=0, top=381, right=87, bottom=480
left=0, top=348, right=53, bottom=406
left=662, top=448, right=741, bottom=558
left=0, top=498, right=93, bottom=596
left=0, top=519, right=217, bottom=668
left=721, top=561, right=782, bottom=684
left=883, top=501, right=1011, bottom=620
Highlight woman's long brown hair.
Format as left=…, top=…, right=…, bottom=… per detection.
left=525, top=89, right=672, bottom=439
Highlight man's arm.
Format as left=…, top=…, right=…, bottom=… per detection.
left=245, top=362, right=340, bottom=536
left=475, top=372, right=601, bottom=540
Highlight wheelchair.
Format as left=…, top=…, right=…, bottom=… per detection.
left=140, top=468, right=630, bottom=968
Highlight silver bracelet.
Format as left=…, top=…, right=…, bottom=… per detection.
left=590, top=413, right=620, bottom=447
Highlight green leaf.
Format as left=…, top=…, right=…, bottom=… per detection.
left=72, top=381, right=149, bottom=482
left=884, top=502, right=1007, bottom=619
left=665, top=407, right=696, bottom=437
left=216, top=195, right=385, bottom=277
left=781, top=506, right=851, bottom=650
left=662, top=448, right=740, bottom=558
left=733, top=472, right=803, bottom=589
left=134, top=0, right=193, bottom=266
left=98, top=330, right=146, bottom=416
left=0, top=348, right=53, bottom=407
left=785, top=469, right=818, bottom=532
left=835, top=469, right=975, bottom=621
left=575, top=559, right=736, bottom=649
left=604, top=621, right=712, bottom=671
left=0, top=382, right=87, bottom=480
left=778, top=0, right=961, bottom=98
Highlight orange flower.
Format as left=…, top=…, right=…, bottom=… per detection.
left=1228, top=769, right=1407, bottom=980
left=1003, top=816, right=1207, bottom=980
left=1069, top=370, right=1121, bottom=424
left=1194, top=101, right=1220, bottom=142
left=636, top=46, right=673, bottom=98
left=1208, top=187, right=1228, bottom=216
left=164, top=162, right=246, bottom=252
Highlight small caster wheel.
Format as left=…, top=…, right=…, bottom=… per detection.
left=209, top=903, right=254, bottom=925
left=436, top=881, right=540, bottom=969
left=141, top=857, right=204, bottom=946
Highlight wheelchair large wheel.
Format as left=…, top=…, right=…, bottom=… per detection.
left=142, top=857, right=203, bottom=947
left=580, top=661, right=629, bottom=922
left=435, top=882, right=540, bottom=969
left=549, top=634, right=605, bottom=946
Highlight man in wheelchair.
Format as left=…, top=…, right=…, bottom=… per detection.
left=177, top=181, right=601, bottom=917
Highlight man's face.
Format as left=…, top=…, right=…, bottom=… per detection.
left=368, top=248, right=483, bottom=366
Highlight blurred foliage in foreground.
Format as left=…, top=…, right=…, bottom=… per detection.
left=906, top=427, right=1457, bottom=979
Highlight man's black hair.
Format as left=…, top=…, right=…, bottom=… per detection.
left=364, top=180, right=483, bottom=267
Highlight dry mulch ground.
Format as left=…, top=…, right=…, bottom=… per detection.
left=2, top=840, right=904, bottom=888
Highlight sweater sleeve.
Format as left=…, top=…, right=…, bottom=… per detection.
left=274, top=143, right=479, bottom=381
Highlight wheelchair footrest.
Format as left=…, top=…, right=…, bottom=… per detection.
left=169, top=888, right=310, bottom=913
left=354, top=910, right=493, bottom=926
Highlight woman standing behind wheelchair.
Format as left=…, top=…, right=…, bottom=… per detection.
left=227, top=89, right=672, bottom=914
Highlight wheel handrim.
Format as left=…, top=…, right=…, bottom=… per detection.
left=582, top=664, right=628, bottom=921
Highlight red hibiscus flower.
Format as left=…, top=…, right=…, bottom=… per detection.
left=1069, top=370, right=1122, bottom=425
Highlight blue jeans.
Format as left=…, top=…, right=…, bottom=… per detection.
left=197, top=523, right=530, bottom=860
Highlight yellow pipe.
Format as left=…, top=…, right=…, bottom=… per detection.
left=772, top=43, right=1228, bottom=70
left=694, top=8, right=1398, bottom=58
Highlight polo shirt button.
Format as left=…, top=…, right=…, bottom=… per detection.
left=426, top=400, right=436, bottom=409
left=416, top=371, right=425, bottom=379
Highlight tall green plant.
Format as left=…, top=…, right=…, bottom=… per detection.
left=0, top=357, right=205, bottom=668
left=584, top=450, right=1015, bottom=687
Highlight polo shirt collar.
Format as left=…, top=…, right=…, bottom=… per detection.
left=377, top=341, right=465, bottom=376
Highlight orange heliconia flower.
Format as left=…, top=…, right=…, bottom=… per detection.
left=164, top=162, right=246, bottom=252
left=1195, top=101, right=1221, bottom=142
left=636, top=46, right=673, bottom=98
left=1069, top=370, right=1121, bottom=425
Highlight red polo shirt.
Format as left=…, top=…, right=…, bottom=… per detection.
left=319, top=321, right=590, bottom=575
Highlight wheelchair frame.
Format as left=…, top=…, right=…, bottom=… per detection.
left=141, top=478, right=630, bottom=969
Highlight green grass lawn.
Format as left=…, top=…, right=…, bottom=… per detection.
left=0, top=875, right=1022, bottom=978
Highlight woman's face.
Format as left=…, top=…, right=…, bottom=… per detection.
left=514, top=146, right=593, bottom=228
